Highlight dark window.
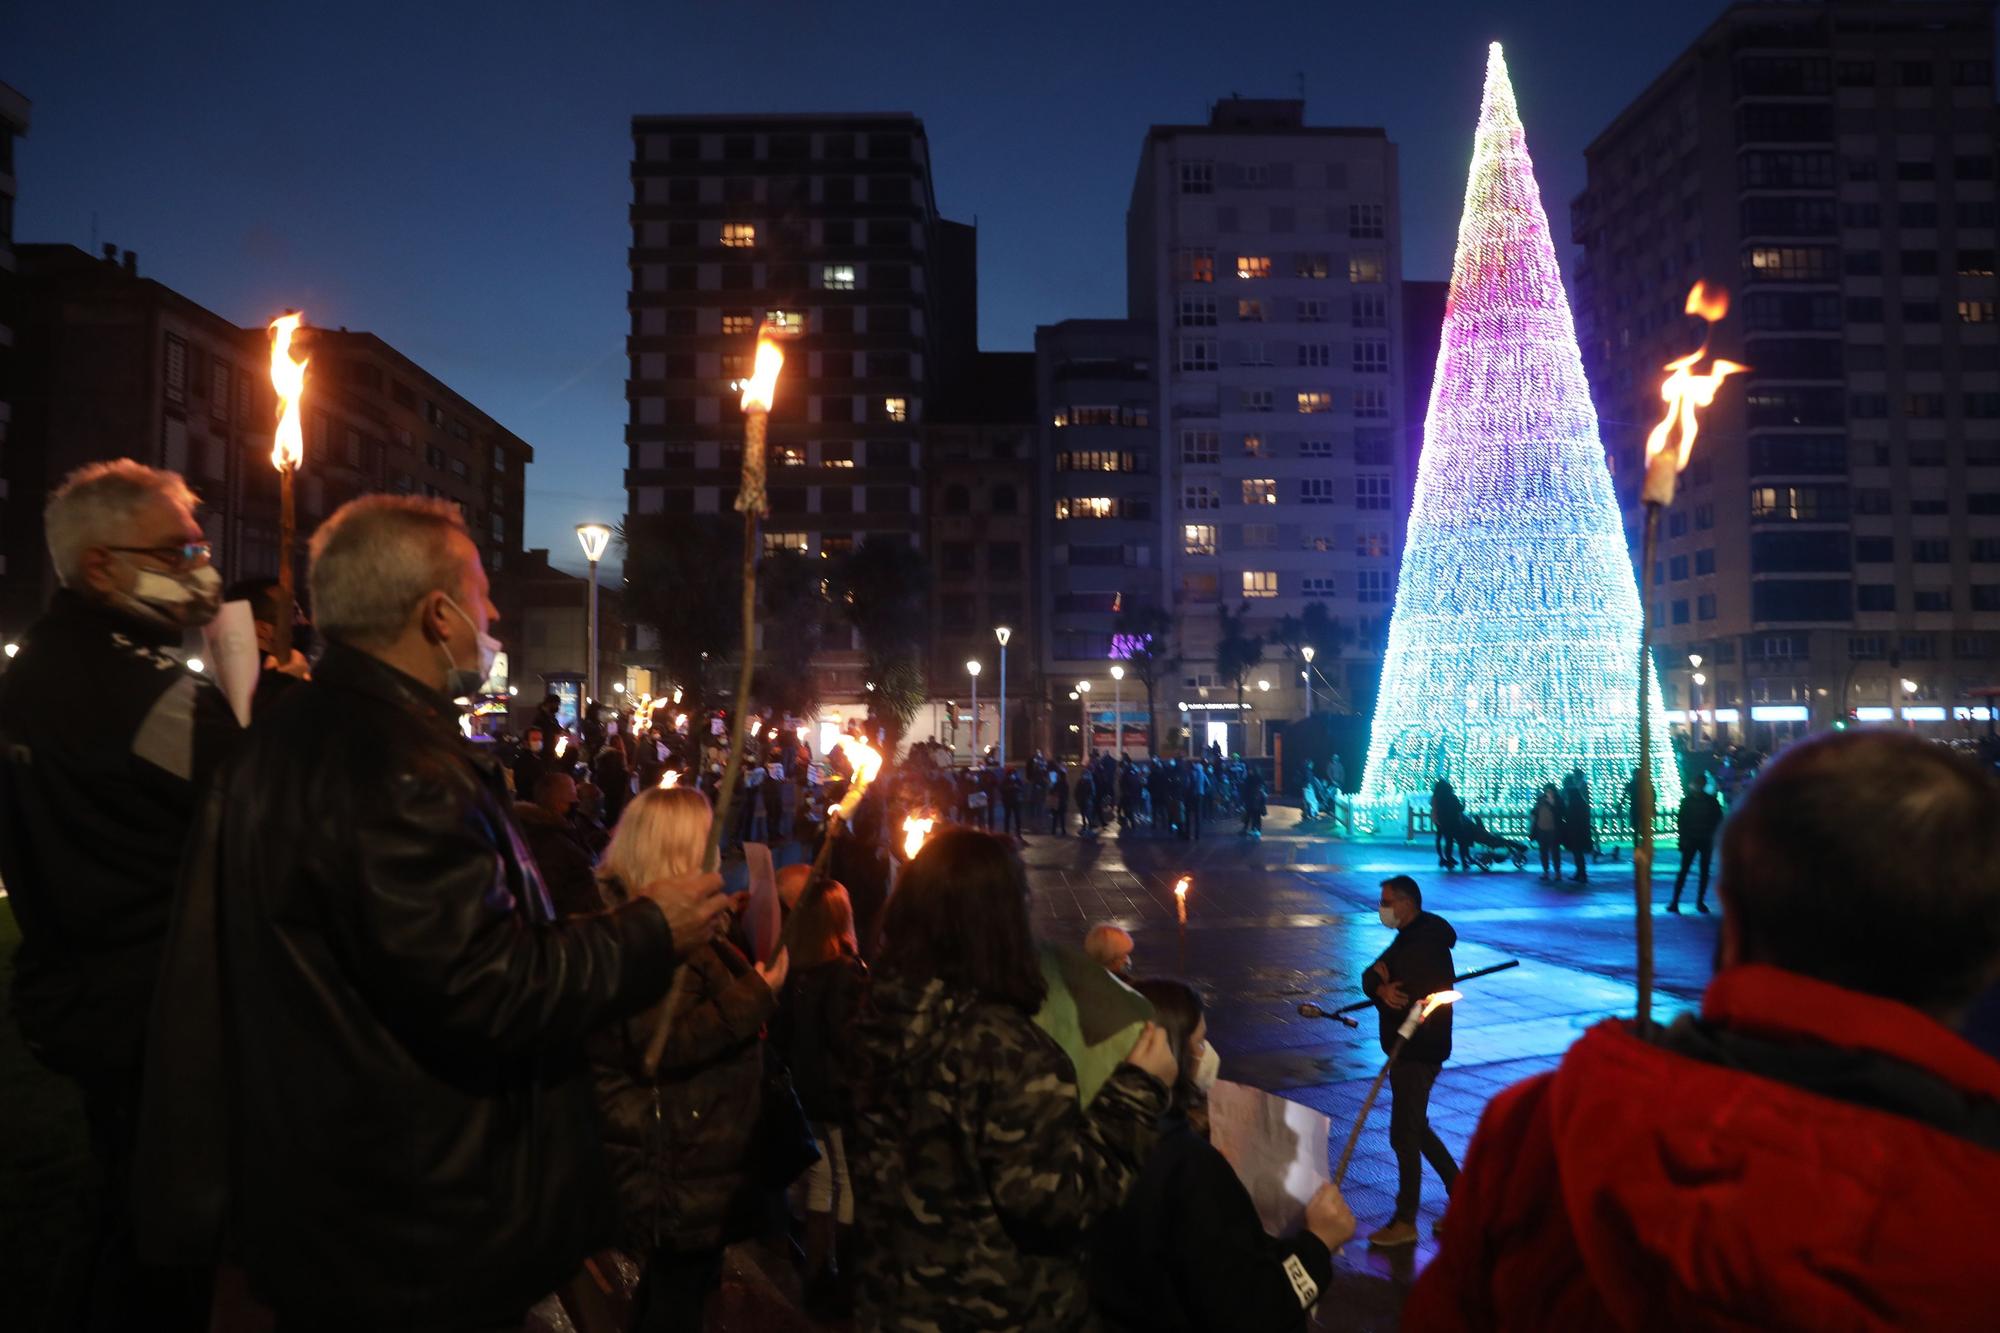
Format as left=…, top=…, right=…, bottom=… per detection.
left=1736, top=104, right=1832, bottom=143
left=1896, top=159, right=1935, bottom=182
left=770, top=133, right=809, bottom=159
left=668, top=178, right=699, bottom=205
left=1855, top=536, right=1894, bottom=563
left=1845, top=297, right=1883, bottom=323
left=870, top=306, right=912, bottom=334
left=1752, top=530, right=1851, bottom=573
left=1696, top=549, right=1716, bottom=575
left=769, top=487, right=807, bottom=514
left=1746, top=387, right=1845, bottom=427
left=989, top=543, right=1022, bottom=576
left=1750, top=435, right=1847, bottom=474
left=941, top=541, right=975, bottom=575
left=668, top=134, right=701, bottom=161
left=991, top=485, right=1019, bottom=514
left=1972, top=587, right=2000, bottom=611
left=1857, top=584, right=1895, bottom=611
left=822, top=176, right=855, bottom=204
left=867, top=176, right=911, bottom=204
left=1913, top=538, right=1950, bottom=563
left=1672, top=599, right=1690, bottom=625
left=722, top=134, right=755, bottom=160
left=819, top=396, right=854, bottom=423
left=1897, top=61, right=1934, bottom=87
left=1698, top=594, right=1717, bottom=620
left=868, top=134, right=911, bottom=160
left=1753, top=580, right=1852, bottom=622
left=1915, top=589, right=1952, bottom=612
left=1746, top=339, right=1842, bottom=379
left=821, top=307, right=855, bottom=334
left=1740, top=198, right=1837, bottom=237
left=823, top=133, right=855, bottom=159
left=820, top=487, right=853, bottom=515
left=868, top=439, right=912, bottom=468
left=864, top=485, right=912, bottom=514
left=942, top=484, right=971, bottom=514
left=1901, top=250, right=1939, bottom=276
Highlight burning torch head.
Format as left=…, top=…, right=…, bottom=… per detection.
left=1395, top=989, right=1463, bottom=1041
left=1642, top=282, right=1748, bottom=507
left=268, top=312, right=309, bottom=471
left=830, top=736, right=883, bottom=825
left=900, top=813, right=936, bottom=861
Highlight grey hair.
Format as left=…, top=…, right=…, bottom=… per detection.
left=308, top=495, right=472, bottom=645
left=44, top=459, right=200, bottom=588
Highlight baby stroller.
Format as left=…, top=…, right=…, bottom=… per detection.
left=1457, top=812, right=1528, bottom=871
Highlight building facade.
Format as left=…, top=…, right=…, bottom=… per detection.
left=4, top=244, right=532, bottom=642
left=1126, top=99, right=1409, bottom=751
left=1573, top=0, right=2000, bottom=750
left=623, top=113, right=975, bottom=704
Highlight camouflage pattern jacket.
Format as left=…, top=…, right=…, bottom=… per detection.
left=848, top=974, right=1168, bottom=1331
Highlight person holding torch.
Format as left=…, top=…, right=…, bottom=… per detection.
left=1360, top=875, right=1460, bottom=1249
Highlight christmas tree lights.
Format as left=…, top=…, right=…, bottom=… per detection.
left=1359, top=43, right=1680, bottom=822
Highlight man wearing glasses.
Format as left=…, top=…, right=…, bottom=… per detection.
left=0, top=459, right=238, bottom=1329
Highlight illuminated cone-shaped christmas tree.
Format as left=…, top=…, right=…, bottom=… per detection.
left=1360, top=43, right=1679, bottom=821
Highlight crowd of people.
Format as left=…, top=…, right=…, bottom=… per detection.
left=2, top=459, right=1997, bottom=1331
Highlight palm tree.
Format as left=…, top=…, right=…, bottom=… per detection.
left=1111, top=601, right=1178, bottom=756
left=1214, top=603, right=1265, bottom=742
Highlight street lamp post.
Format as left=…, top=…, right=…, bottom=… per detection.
left=1688, top=653, right=1704, bottom=748
left=1302, top=645, right=1316, bottom=718
left=995, top=626, right=1012, bottom=769
left=576, top=523, right=613, bottom=717
left=1110, top=663, right=1125, bottom=758
left=967, top=659, right=982, bottom=762
left=1077, top=680, right=1092, bottom=762
left=1901, top=676, right=1920, bottom=727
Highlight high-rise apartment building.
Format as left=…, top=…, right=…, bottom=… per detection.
left=1126, top=100, right=1408, bottom=751
left=1574, top=0, right=2000, bottom=750
left=624, top=113, right=975, bottom=704
left=3, top=245, right=532, bottom=640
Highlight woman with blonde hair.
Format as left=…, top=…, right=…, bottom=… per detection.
left=584, top=786, right=789, bottom=1333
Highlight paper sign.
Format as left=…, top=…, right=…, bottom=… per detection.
left=1206, top=1079, right=1332, bottom=1237
left=202, top=600, right=260, bottom=727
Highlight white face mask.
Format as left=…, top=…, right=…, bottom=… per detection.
left=1192, top=1039, right=1221, bottom=1093
left=1379, top=905, right=1402, bottom=930
left=438, top=593, right=501, bottom=697
left=118, top=561, right=223, bottom=629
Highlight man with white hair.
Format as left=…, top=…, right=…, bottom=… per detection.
left=140, top=494, right=727, bottom=1330
left=0, top=458, right=234, bottom=1330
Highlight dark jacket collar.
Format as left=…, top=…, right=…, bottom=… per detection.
left=49, top=586, right=184, bottom=648
left=312, top=639, right=462, bottom=739
left=1702, top=964, right=2000, bottom=1103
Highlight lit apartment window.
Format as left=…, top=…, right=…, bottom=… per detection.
left=1349, top=203, right=1386, bottom=239
left=1298, top=391, right=1333, bottom=414
left=1299, top=344, right=1331, bottom=367
left=1298, top=298, right=1328, bottom=322
left=1355, top=387, right=1389, bottom=418
left=775, top=444, right=806, bottom=466
left=721, top=312, right=755, bottom=334
left=1180, top=339, right=1219, bottom=371
left=1243, top=570, right=1279, bottom=599
left=820, top=443, right=855, bottom=468
left=1179, top=295, right=1218, bottom=326
left=1242, top=478, right=1278, bottom=506
left=884, top=397, right=908, bottom=422
left=1182, top=430, right=1220, bottom=464
left=1055, top=497, right=1119, bottom=519
left=1070, top=405, right=1119, bottom=426
left=1357, top=476, right=1392, bottom=510
left=1184, top=483, right=1221, bottom=510
left=1237, top=255, right=1273, bottom=279
left=721, top=222, right=757, bottom=248
left=823, top=264, right=857, bottom=290
left=1358, top=570, right=1392, bottom=603
left=1184, top=524, right=1217, bottom=556
left=1301, top=576, right=1337, bottom=598
left=1356, top=530, right=1390, bottom=558
left=767, top=309, right=805, bottom=332
left=1354, top=340, right=1390, bottom=373
left=1962, top=301, right=1996, bottom=323
left=1180, top=161, right=1215, bottom=194
left=1301, top=478, right=1338, bottom=505
left=1058, top=450, right=1138, bottom=472
left=1243, top=434, right=1266, bottom=458
left=1349, top=253, right=1385, bottom=283
left=1177, top=248, right=1216, bottom=283
left=1238, top=299, right=1266, bottom=321
left=764, top=531, right=808, bottom=554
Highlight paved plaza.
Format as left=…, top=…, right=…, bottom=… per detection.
left=1023, top=807, right=1721, bottom=1329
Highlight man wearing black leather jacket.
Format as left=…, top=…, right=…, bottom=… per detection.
left=138, top=496, right=727, bottom=1332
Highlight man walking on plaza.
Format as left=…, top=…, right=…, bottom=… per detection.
left=1407, top=731, right=2000, bottom=1330
left=137, top=496, right=727, bottom=1331
left=1668, top=772, right=1724, bottom=914
left=0, top=461, right=236, bottom=1330
left=1361, top=874, right=1459, bottom=1248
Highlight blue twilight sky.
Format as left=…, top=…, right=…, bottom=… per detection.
left=5, top=0, right=1724, bottom=576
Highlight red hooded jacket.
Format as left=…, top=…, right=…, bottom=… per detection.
left=1405, top=965, right=2000, bottom=1332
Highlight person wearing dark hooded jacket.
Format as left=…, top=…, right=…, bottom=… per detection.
left=1359, top=875, right=1459, bottom=1249
left=846, top=829, right=1177, bottom=1332
left=1090, top=979, right=1355, bottom=1331
left=1407, top=732, right=2000, bottom=1333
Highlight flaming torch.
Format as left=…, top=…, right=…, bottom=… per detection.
left=901, top=814, right=936, bottom=861
left=267, top=313, right=309, bottom=663
left=657, top=769, right=681, bottom=790
left=1332, top=989, right=1462, bottom=1185
left=1174, top=874, right=1192, bottom=970
left=1633, top=283, right=1746, bottom=1033
left=640, top=323, right=797, bottom=1079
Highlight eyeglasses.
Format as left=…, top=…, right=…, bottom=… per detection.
left=107, top=541, right=213, bottom=568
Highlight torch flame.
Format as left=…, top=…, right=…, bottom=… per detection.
left=830, top=736, right=883, bottom=823
left=658, top=769, right=681, bottom=789
left=1418, top=990, right=1463, bottom=1021
left=1642, top=283, right=1748, bottom=506
left=554, top=735, right=568, bottom=758
left=740, top=332, right=785, bottom=414
left=901, top=814, right=935, bottom=860
left=1174, top=875, right=1191, bottom=900
left=268, top=313, right=309, bottom=471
